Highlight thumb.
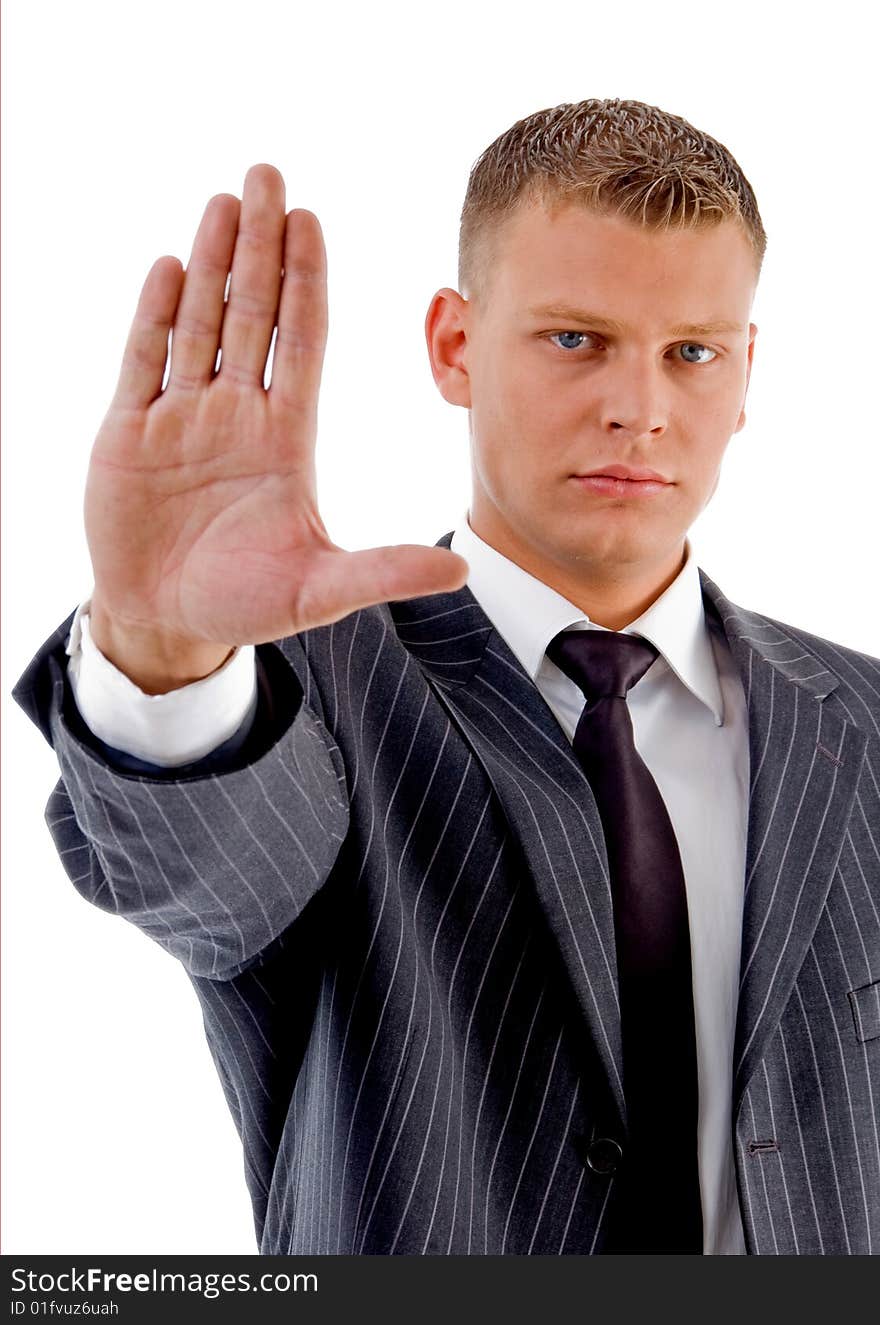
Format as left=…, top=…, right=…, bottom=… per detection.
left=309, top=545, right=470, bottom=625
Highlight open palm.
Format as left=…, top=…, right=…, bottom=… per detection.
left=85, top=164, right=468, bottom=656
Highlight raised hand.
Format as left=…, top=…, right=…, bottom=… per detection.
left=84, top=165, right=468, bottom=691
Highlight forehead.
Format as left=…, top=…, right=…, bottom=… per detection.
left=486, top=198, right=756, bottom=319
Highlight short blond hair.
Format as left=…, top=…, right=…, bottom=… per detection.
left=458, top=97, right=767, bottom=303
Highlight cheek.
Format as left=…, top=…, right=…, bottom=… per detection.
left=473, top=343, right=560, bottom=426
left=478, top=375, right=567, bottom=466
left=676, top=443, right=729, bottom=511
left=473, top=415, right=554, bottom=494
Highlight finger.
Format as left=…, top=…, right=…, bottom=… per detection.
left=168, top=193, right=240, bottom=389
left=110, top=256, right=184, bottom=411
left=269, top=209, right=328, bottom=419
left=305, top=547, right=471, bottom=629
left=218, top=163, right=286, bottom=386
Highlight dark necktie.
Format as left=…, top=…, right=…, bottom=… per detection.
left=546, top=628, right=703, bottom=1254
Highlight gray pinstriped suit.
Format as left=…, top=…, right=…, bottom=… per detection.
left=12, top=531, right=880, bottom=1254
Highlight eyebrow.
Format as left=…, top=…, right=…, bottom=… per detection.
left=527, top=304, right=745, bottom=338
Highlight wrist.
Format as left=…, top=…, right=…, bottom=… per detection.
left=86, top=600, right=235, bottom=695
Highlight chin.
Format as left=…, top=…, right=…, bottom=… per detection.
left=539, top=509, right=634, bottom=546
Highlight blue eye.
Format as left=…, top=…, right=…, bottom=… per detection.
left=678, top=342, right=717, bottom=364
left=551, top=331, right=590, bottom=351
left=547, top=332, right=717, bottom=363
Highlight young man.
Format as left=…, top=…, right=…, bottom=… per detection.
left=13, top=98, right=880, bottom=1255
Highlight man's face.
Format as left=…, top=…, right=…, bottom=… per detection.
left=426, top=199, right=757, bottom=604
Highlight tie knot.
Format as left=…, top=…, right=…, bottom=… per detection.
left=546, top=629, right=659, bottom=700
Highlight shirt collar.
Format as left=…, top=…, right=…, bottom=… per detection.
left=449, top=513, right=724, bottom=726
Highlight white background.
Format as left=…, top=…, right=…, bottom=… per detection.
left=2, top=0, right=877, bottom=1254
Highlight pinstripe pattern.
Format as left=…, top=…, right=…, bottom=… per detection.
left=12, top=534, right=880, bottom=1254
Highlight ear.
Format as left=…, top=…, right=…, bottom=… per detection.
left=733, top=322, right=757, bottom=434
left=424, top=287, right=472, bottom=408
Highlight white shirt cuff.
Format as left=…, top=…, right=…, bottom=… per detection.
left=65, top=598, right=258, bottom=767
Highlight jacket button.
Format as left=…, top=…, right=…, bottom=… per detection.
left=585, top=1137, right=623, bottom=1175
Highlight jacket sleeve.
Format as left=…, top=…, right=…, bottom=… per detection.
left=11, top=610, right=351, bottom=982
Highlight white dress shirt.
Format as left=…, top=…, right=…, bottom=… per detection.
left=66, top=608, right=258, bottom=766
left=66, top=514, right=750, bottom=1255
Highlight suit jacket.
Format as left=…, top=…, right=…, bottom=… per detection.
left=12, top=532, right=880, bottom=1255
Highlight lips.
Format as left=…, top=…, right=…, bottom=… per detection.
left=571, top=467, right=672, bottom=499
left=580, top=464, right=670, bottom=483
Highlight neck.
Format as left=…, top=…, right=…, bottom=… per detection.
left=466, top=512, right=688, bottom=632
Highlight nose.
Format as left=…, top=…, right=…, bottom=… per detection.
left=598, top=358, right=669, bottom=438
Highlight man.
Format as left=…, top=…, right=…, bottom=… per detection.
left=13, top=98, right=880, bottom=1255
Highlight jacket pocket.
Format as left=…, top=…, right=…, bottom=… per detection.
left=848, top=979, right=880, bottom=1042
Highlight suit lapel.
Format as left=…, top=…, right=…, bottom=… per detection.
left=697, top=571, right=868, bottom=1116
left=393, top=534, right=867, bottom=1137
left=391, top=539, right=627, bottom=1132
